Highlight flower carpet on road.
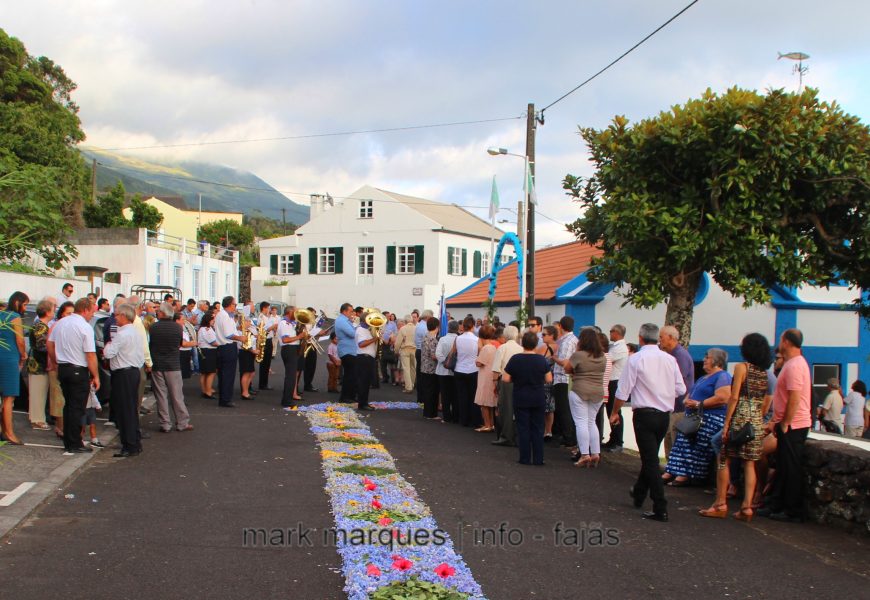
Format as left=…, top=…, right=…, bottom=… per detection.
left=299, top=403, right=486, bottom=600
left=369, top=401, right=422, bottom=410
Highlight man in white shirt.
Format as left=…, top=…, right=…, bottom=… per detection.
left=354, top=317, right=378, bottom=411
left=214, top=296, right=246, bottom=407
left=255, top=301, right=279, bottom=390
left=611, top=323, right=686, bottom=523
left=102, top=303, right=145, bottom=457
left=604, top=324, right=630, bottom=452
left=47, top=297, right=99, bottom=453
left=552, top=316, right=578, bottom=447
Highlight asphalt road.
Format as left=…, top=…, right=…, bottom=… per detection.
left=1, top=355, right=867, bottom=600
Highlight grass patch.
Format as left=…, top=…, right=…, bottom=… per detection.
left=346, top=509, right=422, bottom=523
left=334, top=464, right=396, bottom=477
left=370, top=577, right=468, bottom=600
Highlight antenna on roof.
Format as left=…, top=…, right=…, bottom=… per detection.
left=325, top=193, right=334, bottom=207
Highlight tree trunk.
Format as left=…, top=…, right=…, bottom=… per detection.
left=665, top=271, right=701, bottom=348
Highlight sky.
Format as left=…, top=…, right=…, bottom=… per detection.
left=3, top=0, right=868, bottom=248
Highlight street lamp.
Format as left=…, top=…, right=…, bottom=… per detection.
left=487, top=146, right=530, bottom=320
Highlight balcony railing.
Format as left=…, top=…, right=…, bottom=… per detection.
left=146, top=230, right=238, bottom=263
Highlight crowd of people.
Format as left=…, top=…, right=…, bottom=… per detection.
left=1, top=288, right=869, bottom=525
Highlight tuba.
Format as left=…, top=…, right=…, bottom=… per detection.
left=294, top=308, right=321, bottom=357
left=364, top=309, right=387, bottom=359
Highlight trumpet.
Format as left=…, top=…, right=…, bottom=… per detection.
left=294, top=308, right=323, bottom=357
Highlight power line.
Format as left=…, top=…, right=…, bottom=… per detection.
left=541, top=0, right=701, bottom=115
left=98, top=115, right=524, bottom=151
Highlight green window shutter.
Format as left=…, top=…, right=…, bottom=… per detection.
left=291, top=254, right=301, bottom=275
left=309, top=247, right=317, bottom=274
left=461, top=248, right=468, bottom=276
left=269, top=254, right=278, bottom=275
left=333, top=247, right=343, bottom=274
left=414, top=245, right=425, bottom=274
left=386, top=245, right=396, bottom=274
left=447, top=247, right=455, bottom=275
left=473, top=250, right=481, bottom=278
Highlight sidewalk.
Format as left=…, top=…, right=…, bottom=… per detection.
left=0, top=396, right=153, bottom=539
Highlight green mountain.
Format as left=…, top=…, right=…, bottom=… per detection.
left=80, top=148, right=310, bottom=226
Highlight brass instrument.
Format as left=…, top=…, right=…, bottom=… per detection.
left=239, top=314, right=253, bottom=351
left=294, top=308, right=321, bottom=357
left=255, top=319, right=267, bottom=362
left=364, top=309, right=387, bottom=359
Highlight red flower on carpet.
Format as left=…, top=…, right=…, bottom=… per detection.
left=366, top=564, right=382, bottom=577
left=371, top=499, right=382, bottom=510
left=434, top=563, right=456, bottom=578
left=378, top=516, right=393, bottom=526
left=364, top=483, right=377, bottom=491
left=392, top=557, right=413, bottom=572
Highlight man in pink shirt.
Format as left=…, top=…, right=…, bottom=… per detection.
left=761, top=328, right=812, bottom=522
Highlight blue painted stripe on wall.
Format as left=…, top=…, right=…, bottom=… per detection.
left=566, top=303, right=596, bottom=336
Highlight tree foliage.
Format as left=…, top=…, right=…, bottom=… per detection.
left=0, top=28, right=89, bottom=235
left=244, top=211, right=297, bottom=239
left=565, top=87, right=870, bottom=343
left=128, top=196, right=164, bottom=230
left=83, top=180, right=128, bottom=228
left=198, top=218, right=255, bottom=248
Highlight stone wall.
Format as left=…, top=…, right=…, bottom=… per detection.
left=239, top=265, right=252, bottom=302
left=805, top=440, right=870, bottom=535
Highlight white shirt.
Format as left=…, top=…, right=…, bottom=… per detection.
left=615, top=344, right=686, bottom=412
left=102, top=323, right=145, bottom=371
left=214, top=309, right=239, bottom=345
left=133, top=316, right=153, bottom=368
left=355, top=327, right=377, bottom=358
left=277, top=319, right=299, bottom=346
left=844, top=391, right=866, bottom=428
left=48, top=313, right=96, bottom=367
left=198, top=327, right=218, bottom=348
left=257, top=313, right=279, bottom=339
left=608, top=338, right=629, bottom=381
left=454, top=332, right=479, bottom=374
left=492, top=339, right=523, bottom=375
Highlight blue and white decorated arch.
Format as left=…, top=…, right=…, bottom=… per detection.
left=487, top=232, right=524, bottom=302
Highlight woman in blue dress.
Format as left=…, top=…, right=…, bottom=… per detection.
left=0, top=291, right=29, bottom=445
left=661, top=348, right=732, bottom=486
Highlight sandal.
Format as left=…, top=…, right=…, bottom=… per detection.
left=32, top=422, right=51, bottom=431
left=698, top=503, right=728, bottom=519
left=474, top=427, right=494, bottom=432
left=733, top=507, right=754, bottom=522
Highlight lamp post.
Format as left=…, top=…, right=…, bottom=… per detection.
left=487, top=146, right=529, bottom=318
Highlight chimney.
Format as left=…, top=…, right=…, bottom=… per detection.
left=310, top=194, right=324, bottom=218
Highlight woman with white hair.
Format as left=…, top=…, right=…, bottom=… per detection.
left=819, top=378, right=844, bottom=434
left=662, top=348, right=732, bottom=486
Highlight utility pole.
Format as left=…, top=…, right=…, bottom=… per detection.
left=91, top=158, right=97, bottom=204
left=524, top=103, right=537, bottom=318
left=281, top=208, right=287, bottom=235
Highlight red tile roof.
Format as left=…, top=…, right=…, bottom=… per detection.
left=448, top=241, right=603, bottom=305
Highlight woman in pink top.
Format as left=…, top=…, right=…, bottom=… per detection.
left=474, top=325, right=498, bottom=432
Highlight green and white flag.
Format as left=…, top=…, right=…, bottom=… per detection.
left=525, top=163, right=538, bottom=206
left=489, top=175, right=500, bottom=221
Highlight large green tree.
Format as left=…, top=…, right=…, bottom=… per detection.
left=198, top=218, right=255, bottom=249
left=565, top=87, right=869, bottom=344
left=83, top=180, right=128, bottom=227
left=0, top=28, right=89, bottom=266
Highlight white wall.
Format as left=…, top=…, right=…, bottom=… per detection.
left=0, top=272, right=124, bottom=304
left=797, top=310, right=859, bottom=347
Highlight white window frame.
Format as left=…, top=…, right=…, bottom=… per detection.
left=208, top=271, right=217, bottom=299
left=358, top=246, right=374, bottom=275
left=192, top=267, right=201, bottom=298
left=278, top=255, right=294, bottom=275
left=449, top=247, right=462, bottom=275
left=155, top=261, right=163, bottom=285
left=397, top=246, right=415, bottom=274
left=481, top=252, right=490, bottom=275
left=173, top=265, right=183, bottom=291
left=358, top=200, right=373, bottom=219
left=318, top=247, right=337, bottom=274
left=225, top=272, right=231, bottom=295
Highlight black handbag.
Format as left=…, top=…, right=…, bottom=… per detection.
left=675, top=401, right=703, bottom=437
left=728, top=396, right=756, bottom=447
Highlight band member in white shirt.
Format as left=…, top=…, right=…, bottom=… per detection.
left=213, top=296, right=246, bottom=407
left=277, top=307, right=307, bottom=410
left=102, top=303, right=145, bottom=457
left=256, top=301, right=279, bottom=390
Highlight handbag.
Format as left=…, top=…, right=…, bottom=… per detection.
left=675, top=401, right=703, bottom=437
left=728, top=396, right=756, bottom=447
left=444, top=338, right=458, bottom=371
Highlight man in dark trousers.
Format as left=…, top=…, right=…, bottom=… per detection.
left=611, top=323, right=686, bottom=523
left=257, top=301, right=278, bottom=390
left=303, top=306, right=319, bottom=392
left=47, top=297, right=99, bottom=453
left=335, top=302, right=358, bottom=403
left=102, top=303, right=144, bottom=457
left=214, top=296, right=245, bottom=408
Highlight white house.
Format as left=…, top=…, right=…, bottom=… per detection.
left=251, top=185, right=510, bottom=315
left=66, top=228, right=239, bottom=301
